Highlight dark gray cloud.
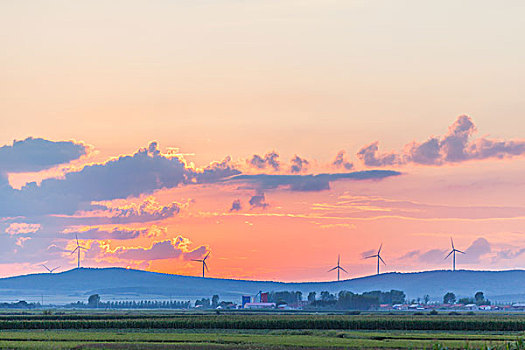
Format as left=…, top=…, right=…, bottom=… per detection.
left=357, top=142, right=399, bottom=167
left=193, top=156, right=241, bottom=183
left=36, top=142, right=187, bottom=201
left=358, top=115, right=525, bottom=167
left=0, top=137, right=87, bottom=173
left=0, top=138, right=401, bottom=220
left=0, top=142, right=238, bottom=218
left=406, top=138, right=441, bottom=165
left=469, top=138, right=525, bottom=160
left=228, top=170, right=401, bottom=192
left=249, top=193, right=269, bottom=209
left=248, top=151, right=280, bottom=171
left=332, top=151, right=354, bottom=170
left=229, top=199, right=242, bottom=212
left=440, top=115, right=476, bottom=162
left=290, top=155, right=309, bottom=174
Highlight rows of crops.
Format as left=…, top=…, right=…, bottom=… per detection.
left=2, top=314, right=525, bottom=331
left=0, top=329, right=522, bottom=350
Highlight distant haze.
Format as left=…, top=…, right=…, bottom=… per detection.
left=1, top=268, right=524, bottom=305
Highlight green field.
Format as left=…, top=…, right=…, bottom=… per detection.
left=1, top=311, right=525, bottom=349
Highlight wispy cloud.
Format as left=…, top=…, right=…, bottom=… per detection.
left=5, top=223, right=41, bottom=235
left=227, top=170, right=401, bottom=192
left=62, top=227, right=149, bottom=240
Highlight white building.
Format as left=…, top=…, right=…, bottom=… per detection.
left=244, top=302, right=276, bottom=309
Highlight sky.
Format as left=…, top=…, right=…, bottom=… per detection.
left=1, top=0, right=525, bottom=281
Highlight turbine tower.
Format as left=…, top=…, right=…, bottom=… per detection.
left=70, top=235, right=87, bottom=269
left=365, top=243, right=386, bottom=275
left=192, top=252, right=210, bottom=278
left=41, top=264, right=60, bottom=273
left=328, top=255, right=348, bottom=281
left=445, top=238, right=465, bottom=271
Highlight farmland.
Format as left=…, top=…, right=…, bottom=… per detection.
left=1, top=311, right=525, bottom=349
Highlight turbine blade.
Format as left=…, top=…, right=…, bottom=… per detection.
left=364, top=255, right=377, bottom=259
left=340, top=267, right=348, bottom=273
left=191, top=259, right=202, bottom=262
left=457, top=250, right=465, bottom=254
left=204, top=252, right=211, bottom=260
left=204, top=262, right=209, bottom=271
left=378, top=243, right=383, bottom=254
left=70, top=247, right=79, bottom=255
left=379, top=256, right=386, bottom=265
left=328, top=267, right=337, bottom=272
left=444, top=250, right=453, bottom=259
left=76, top=234, right=79, bottom=246
left=451, top=237, right=454, bottom=250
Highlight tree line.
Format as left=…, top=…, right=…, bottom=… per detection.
left=443, top=291, right=490, bottom=305
left=303, top=289, right=406, bottom=310
left=65, top=294, right=191, bottom=309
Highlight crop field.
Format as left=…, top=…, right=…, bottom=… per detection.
left=1, top=311, right=525, bottom=349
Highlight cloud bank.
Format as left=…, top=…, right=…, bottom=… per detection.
left=0, top=137, right=87, bottom=174
left=0, top=142, right=238, bottom=218
left=228, top=170, right=401, bottom=192
left=357, top=115, right=525, bottom=166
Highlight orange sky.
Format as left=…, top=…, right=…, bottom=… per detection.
left=1, top=1, right=525, bottom=280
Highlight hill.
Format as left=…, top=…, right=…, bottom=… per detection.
left=0, top=268, right=523, bottom=304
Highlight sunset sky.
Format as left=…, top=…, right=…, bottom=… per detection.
left=1, top=0, right=525, bottom=281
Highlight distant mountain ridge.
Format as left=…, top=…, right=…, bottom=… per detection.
left=0, top=268, right=524, bottom=304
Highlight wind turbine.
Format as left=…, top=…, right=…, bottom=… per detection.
left=70, top=235, right=87, bottom=269
left=192, top=252, right=210, bottom=278
left=41, top=264, right=60, bottom=273
left=445, top=238, right=465, bottom=271
left=328, top=254, right=348, bottom=281
left=365, top=243, right=386, bottom=275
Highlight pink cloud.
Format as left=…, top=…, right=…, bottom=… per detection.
left=5, top=223, right=41, bottom=235
left=357, top=115, right=525, bottom=167
left=83, top=235, right=209, bottom=263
